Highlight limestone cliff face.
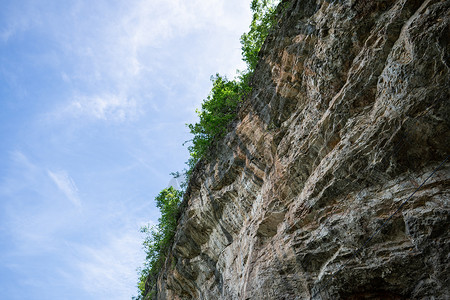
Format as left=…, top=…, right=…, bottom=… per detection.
left=156, top=0, right=449, bottom=299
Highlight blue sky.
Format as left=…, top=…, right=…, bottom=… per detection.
left=0, top=1, right=252, bottom=299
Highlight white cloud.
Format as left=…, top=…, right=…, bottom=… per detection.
left=113, top=0, right=250, bottom=76
left=73, top=230, right=145, bottom=299
left=33, top=0, right=250, bottom=124
left=0, top=27, right=15, bottom=43
left=0, top=152, right=81, bottom=256
left=48, top=170, right=81, bottom=207
left=50, top=93, right=141, bottom=122
left=10, top=150, right=36, bottom=172
left=72, top=94, right=139, bottom=121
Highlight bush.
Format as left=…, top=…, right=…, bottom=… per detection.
left=135, top=1, right=285, bottom=298
left=185, top=74, right=250, bottom=171
left=240, top=0, right=280, bottom=72
left=136, top=187, right=182, bottom=298
left=184, top=0, right=281, bottom=174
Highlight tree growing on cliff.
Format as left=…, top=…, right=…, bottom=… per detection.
left=185, top=74, right=250, bottom=171
left=136, top=187, right=182, bottom=299
left=184, top=0, right=281, bottom=176
left=135, top=1, right=285, bottom=298
left=240, top=0, right=280, bottom=72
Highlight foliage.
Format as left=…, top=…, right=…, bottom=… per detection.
left=240, top=0, right=280, bottom=72
left=184, top=0, right=280, bottom=175
left=134, top=1, right=285, bottom=298
left=135, top=187, right=182, bottom=299
left=185, top=74, right=251, bottom=171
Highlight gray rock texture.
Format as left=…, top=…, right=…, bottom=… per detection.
left=154, top=0, right=450, bottom=299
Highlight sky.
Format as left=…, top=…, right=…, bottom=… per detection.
left=0, top=1, right=252, bottom=299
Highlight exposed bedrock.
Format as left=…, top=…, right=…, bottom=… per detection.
left=155, top=0, right=450, bottom=299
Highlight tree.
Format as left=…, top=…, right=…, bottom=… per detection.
left=240, top=0, right=280, bottom=72
left=136, top=187, right=182, bottom=298
left=184, top=0, right=281, bottom=174
left=186, top=74, right=250, bottom=170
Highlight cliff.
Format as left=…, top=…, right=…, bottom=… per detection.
left=154, top=0, right=450, bottom=299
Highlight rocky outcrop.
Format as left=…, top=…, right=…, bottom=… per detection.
left=155, top=0, right=450, bottom=299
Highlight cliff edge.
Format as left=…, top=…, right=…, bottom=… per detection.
left=154, top=0, right=449, bottom=299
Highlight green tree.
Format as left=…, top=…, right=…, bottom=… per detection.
left=184, top=0, right=281, bottom=175
left=136, top=187, right=182, bottom=299
left=240, top=0, right=280, bottom=72
left=185, top=74, right=250, bottom=170
left=135, top=1, right=286, bottom=298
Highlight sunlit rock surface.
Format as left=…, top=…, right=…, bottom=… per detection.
left=153, top=0, right=449, bottom=299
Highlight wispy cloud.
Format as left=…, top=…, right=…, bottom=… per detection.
left=1, top=152, right=80, bottom=256
left=68, top=94, right=140, bottom=122
left=0, top=151, right=39, bottom=197
left=48, top=170, right=81, bottom=207
left=112, top=0, right=250, bottom=76
left=26, top=0, right=250, bottom=125
left=1, top=26, right=17, bottom=43
left=72, top=230, right=145, bottom=299
left=11, top=150, right=36, bottom=172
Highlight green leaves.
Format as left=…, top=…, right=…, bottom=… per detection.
left=155, top=188, right=182, bottom=243
left=135, top=1, right=285, bottom=298
left=186, top=74, right=250, bottom=170
left=184, top=0, right=280, bottom=176
left=137, top=187, right=182, bottom=298
left=241, top=0, right=279, bottom=72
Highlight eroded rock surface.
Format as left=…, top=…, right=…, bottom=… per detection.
left=155, top=0, right=450, bottom=299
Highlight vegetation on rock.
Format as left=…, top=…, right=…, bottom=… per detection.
left=134, top=0, right=282, bottom=298
left=184, top=0, right=281, bottom=175
left=134, top=187, right=182, bottom=299
left=185, top=74, right=251, bottom=172
left=241, top=0, right=280, bottom=71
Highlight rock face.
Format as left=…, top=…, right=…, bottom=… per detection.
left=155, top=0, right=450, bottom=299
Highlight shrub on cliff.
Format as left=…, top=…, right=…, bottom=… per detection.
left=135, top=1, right=285, bottom=298
left=185, top=74, right=251, bottom=171
left=240, top=0, right=279, bottom=71
left=184, top=0, right=280, bottom=174
left=136, top=187, right=182, bottom=299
